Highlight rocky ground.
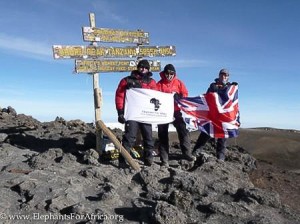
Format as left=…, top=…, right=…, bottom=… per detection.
left=0, top=106, right=299, bottom=224
left=249, top=160, right=300, bottom=214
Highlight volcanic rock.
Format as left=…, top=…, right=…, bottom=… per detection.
left=0, top=106, right=299, bottom=224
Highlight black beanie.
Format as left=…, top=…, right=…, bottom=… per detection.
left=164, top=64, right=176, bottom=73
left=137, top=60, right=150, bottom=69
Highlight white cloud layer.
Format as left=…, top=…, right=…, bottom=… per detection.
left=0, top=34, right=51, bottom=59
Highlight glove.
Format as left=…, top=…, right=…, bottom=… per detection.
left=173, top=111, right=183, bottom=119
left=117, top=109, right=125, bottom=124
left=231, top=82, right=238, bottom=86
left=173, top=93, right=182, bottom=100
left=118, top=114, right=126, bottom=124
left=130, top=148, right=141, bottom=158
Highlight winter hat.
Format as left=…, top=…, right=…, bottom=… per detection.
left=219, top=68, right=229, bottom=75
left=164, top=64, right=176, bottom=73
left=137, top=59, right=150, bottom=70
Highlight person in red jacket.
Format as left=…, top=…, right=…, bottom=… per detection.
left=115, top=59, right=157, bottom=166
left=156, top=64, right=196, bottom=167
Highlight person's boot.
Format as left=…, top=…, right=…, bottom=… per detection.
left=118, top=156, right=129, bottom=169
left=217, top=152, right=225, bottom=161
left=161, top=161, right=169, bottom=168
left=144, top=150, right=154, bottom=166
left=182, top=152, right=196, bottom=161
left=144, top=156, right=153, bottom=166
left=216, top=138, right=226, bottom=161
left=192, top=147, right=203, bottom=157
left=160, top=154, right=169, bottom=168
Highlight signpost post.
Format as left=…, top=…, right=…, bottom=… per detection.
left=52, top=13, right=176, bottom=171
left=88, top=13, right=103, bottom=158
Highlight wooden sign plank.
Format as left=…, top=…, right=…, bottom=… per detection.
left=82, top=27, right=149, bottom=44
left=75, top=59, right=161, bottom=73
left=53, top=45, right=176, bottom=59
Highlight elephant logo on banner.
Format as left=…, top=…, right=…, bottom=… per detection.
left=150, top=98, right=161, bottom=111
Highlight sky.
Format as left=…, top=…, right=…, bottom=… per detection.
left=0, top=0, right=299, bottom=130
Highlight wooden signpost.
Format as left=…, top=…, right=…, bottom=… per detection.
left=52, top=13, right=176, bottom=171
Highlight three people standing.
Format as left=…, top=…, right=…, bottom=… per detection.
left=115, top=60, right=236, bottom=166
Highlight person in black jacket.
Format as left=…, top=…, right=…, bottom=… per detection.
left=192, top=68, right=238, bottom=161
left=115, top=59, right=157, bottom=166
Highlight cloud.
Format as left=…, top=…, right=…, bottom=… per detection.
left=0, top=33, right=51, bottom=60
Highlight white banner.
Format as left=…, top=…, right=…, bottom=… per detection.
left=124, top=88, right=174, bottom=124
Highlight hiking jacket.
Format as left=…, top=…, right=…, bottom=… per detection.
left=156, top=71, right=188, bottom=112
left=115, top=70, right=157, bottom=111
left=207, top=78, right=237, bottom=94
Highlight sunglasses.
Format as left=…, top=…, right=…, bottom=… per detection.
left=166, top=70, right=175, bottom=75
left=139, top=66, right=149, bottom=70
left=220, top=73, right=229, bottom=77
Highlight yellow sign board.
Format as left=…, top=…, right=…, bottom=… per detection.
left=82, top=27, right=149, bottom=44
left=53, top=45, right=176, bottom=59
left=75, top=59, right=161, bottom=73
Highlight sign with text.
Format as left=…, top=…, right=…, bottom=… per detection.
left=53, top=45, right=176, bottom=59
left=82, top=27, right=149, bottom=44
left=75, top=59, right=161, bottom=73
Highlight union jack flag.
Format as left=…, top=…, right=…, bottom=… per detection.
left=177, top=84, right=240, bottom=138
